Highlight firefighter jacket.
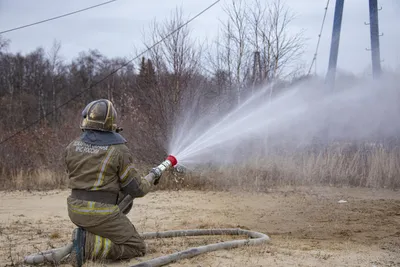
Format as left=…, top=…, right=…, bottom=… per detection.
left=64, top=130, right=151, bottom=219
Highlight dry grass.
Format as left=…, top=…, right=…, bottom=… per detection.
left=0, top=168, right=67, bottom=191
left=49, top=231, right=61, bottom=239
left=159, top=143, right=400, bottom=191
left=1, top=143, right=400, bottom=191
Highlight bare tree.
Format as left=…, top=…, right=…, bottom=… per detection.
left=23, top=48, right=50, bottom=122
left=0, top=36, right=10, bottom=53
left=142, top=7, right=202, bottom=139
left=220, top=0, right=251, bottom=104
left=266, top=0, right=305, bottom=80
left=47, top=40, right=64, bottom=124
left=245, top=0, right=266, bottom=89
left=69, top=49, right=104, bottom=103
left=214, top=0, right=305, bottom=99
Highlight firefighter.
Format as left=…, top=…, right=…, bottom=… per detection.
left=64, top=99, right=162, bottom=266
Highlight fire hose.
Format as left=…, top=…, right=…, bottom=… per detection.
left=23, top=155, right=271, bottom=266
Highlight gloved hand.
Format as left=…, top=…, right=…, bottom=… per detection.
left=150, top=167, right=163, bottom=185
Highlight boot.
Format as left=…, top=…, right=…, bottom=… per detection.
left=69, top=227, right=86, bottom=267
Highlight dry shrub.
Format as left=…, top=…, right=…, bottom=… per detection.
left=161, top=143, right=400, bottom=191
left=1, top=142, right=400, bottom=191
left=0, top=168, right=67, bottom=191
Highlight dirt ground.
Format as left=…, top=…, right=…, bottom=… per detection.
left=0, top=186, right=399, bottom=267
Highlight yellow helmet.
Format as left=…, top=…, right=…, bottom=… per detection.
left=80, top=99, right=119, bottom=132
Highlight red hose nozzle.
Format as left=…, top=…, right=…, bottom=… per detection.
left=166, top=155, right=178, bottom=167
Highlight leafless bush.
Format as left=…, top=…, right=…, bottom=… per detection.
left=158, top=143, right=400, bottom=191
left=1, top=142, right=399, bottom=191
left=0, top=168, right=67, bottom=191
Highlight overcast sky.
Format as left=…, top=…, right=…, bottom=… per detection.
left=0, top=0, right=399, bottom=77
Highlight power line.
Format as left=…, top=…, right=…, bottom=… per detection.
left=0, top=0, right=117, bottom=35
left=0, top=0, right=221, bottom=146
left=307, top=0, right=331, bottom=75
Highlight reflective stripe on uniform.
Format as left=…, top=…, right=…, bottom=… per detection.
left=101, top=237, right=112, bottom=258
left=68, top=201, right=119, bottom=215
left=92, top=147, right=115, bottom=190
left=120, top=164, right=135, bottom=187
left=93, top=235, right=102, bottom=258
left=92, top=235, right=112, bottom=259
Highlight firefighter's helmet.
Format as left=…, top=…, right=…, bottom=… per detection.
left=80, top=99, right=118, bottom=132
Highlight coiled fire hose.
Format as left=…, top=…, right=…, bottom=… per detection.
left=129, top=228, right=270, bottom=267
left=24, top=228, right=270, bottom=266
left=23, top=156, right=271, bottom=266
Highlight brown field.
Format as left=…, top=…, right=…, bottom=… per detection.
left=0, top=186, right=399, bottom=267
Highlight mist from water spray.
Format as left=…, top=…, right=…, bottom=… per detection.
left=168, top=73, right=400, bottom=169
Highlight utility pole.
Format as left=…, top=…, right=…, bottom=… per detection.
left=325, top=0, right=345, bottom=90
left=368, top=0, right=382, bottom=79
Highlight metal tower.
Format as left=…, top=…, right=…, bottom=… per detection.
left=325, top=0, right=383, bottom=88
left=368, top=0, right=382, bottom=79
left=325, top=0, right=344, bottom=89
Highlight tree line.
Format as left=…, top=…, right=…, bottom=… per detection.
left=0, top=0, right=306, bottom=178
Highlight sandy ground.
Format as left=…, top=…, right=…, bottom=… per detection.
left=0, top=186, right=399, bottom=267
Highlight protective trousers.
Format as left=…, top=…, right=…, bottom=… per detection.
left=67, top=197, right=146, bottom=262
